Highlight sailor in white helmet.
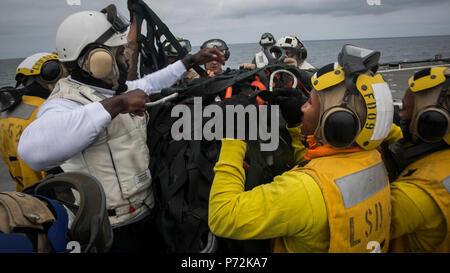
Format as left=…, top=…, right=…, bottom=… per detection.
left=276, top=35, right=316, bottom=72
left=17, top=4, right=225, bottom=252
left=240, top=32, right=276, bottom=70
left=253, top=32, right=276, bottom=68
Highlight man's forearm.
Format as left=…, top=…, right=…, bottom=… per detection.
left=126, top=60, right=187, bottom=93
left=100, top=95, right=125, bottom=119
left=18, top=102, right=111, bottom=171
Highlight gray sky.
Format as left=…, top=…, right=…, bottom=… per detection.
left=0, top=0, right=449, bottom=59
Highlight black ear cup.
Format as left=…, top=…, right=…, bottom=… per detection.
left=299, top=45, right=307, bottom=60
left=294, top=37, right=307, bottom=60
left=417, top=110, right=449, bottom=142
left=41, top=61, right=62, bottom=82
left=323, top=110, right=359, bottom=148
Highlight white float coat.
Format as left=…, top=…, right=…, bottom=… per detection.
left=18, top=60, right=187, bottom=171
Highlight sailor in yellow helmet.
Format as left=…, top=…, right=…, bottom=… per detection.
left=0, top=52, right=67, bottom=191
left=385, top=66, right=450, bottom=252
left=208, top=45, right=394, bottom=252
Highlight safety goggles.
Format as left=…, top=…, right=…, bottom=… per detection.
left=96, top=5, right=130, bottom=44
left=338, top=44, right=380, bottom=75
left=163, top=39, right=192, bottom=57
left=261, top=33, right=273, bottom=40
left=202, top=39, right=230, bottom=60
left=260, top=33, right=274, bottom=45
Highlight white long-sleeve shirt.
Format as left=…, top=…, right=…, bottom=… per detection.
left=18, top=60, right=187, bottom=171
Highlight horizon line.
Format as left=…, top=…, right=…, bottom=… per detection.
left=194, top=34, right=450, bottom=47
left=1, top=34, right=449, bottom=60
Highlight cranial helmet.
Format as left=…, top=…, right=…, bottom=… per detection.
left=201, top=38, right=230, bottom=60
left=15, top=53, right=62, bottom=85
left=276, top=35, right=307, bottom=60
left=162, top=37, right=192, bottom=58
left=260, top=33, right=275, bottom=47
left=55, top=5, right=129, bottom=90
left=407, top=66, right=450, bottom=144
left=310, top=45, right=394, bottom=150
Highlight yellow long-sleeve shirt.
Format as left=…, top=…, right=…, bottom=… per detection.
left=209, top=124, right=401, bottom=252
left=285, top=125, right=307, bottom=164
left=209, top=138, right=329, bottom=252
left=389, top=149, right=449, bottom=252
left=385, top=124, right=403, bottom=145
left=390, top=182, right=446, bottom=251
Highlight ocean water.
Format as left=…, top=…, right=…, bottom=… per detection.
left=1, top=35, right=450, bottom=87
left=1, top=35, right=450, bottom=189
left=212, top=35, right=450, bottom=71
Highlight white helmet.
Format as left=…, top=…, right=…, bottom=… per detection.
left=15, top=52, right=60, bottom=82
left=276, top=35, right=301, bottom=49
left=276, top=35, right=307, bottom=60
left=56, top=7, right=129, bottom=62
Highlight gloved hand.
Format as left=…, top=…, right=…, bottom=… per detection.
left=258, top=88, right=306, bottom=126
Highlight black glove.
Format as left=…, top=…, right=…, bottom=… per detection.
left=258, top=88, right=306, bottom=126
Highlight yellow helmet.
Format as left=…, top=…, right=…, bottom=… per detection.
left=407, top=66, right=450, bottom=144
left=15, top=53, right=60, bottom=82
left=311, top=54, right=394, bottom=150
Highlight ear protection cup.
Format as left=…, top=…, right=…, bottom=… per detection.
left=409, top=72, right=450, bottom=143
left=415, top=107, right=450, bottom=143
left=40, top=61, right=62, bottom=82
left=294, top=37, right=307, bottom=60
left=321, top=107, right=360, bottom=148
left=87, top=49, right=114, bottom=79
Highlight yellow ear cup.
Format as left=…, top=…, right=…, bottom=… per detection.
left=88, top=49, right=114, bottom=79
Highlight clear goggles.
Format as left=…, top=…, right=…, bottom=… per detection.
left=163, top=39, right=192, bottom=57
left=96, top=5, right=130, bottom=45
left=338, top=44, right=380, bottom=75
left=102, top=5, right=129, bottom=33
left=260, top=33, right=274, bottom=45
left=202, top=39, right=230, bottom=60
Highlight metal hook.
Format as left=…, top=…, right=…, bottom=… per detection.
left=269, top=69, right=298, bottom=91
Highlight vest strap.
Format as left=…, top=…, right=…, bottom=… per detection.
left=108, top=194, right=153, bottom=217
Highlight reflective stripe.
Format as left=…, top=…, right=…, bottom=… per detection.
left=371, top=82, right=393, bottom=141
left=442, top=176, right=450, bottom=193
left=334, top=162, right=388, bottom=209
left=3, top=103, right=37, bottom=120
left=255, top=51, right=268, bottom=68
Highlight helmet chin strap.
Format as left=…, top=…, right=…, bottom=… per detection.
left=111, top=74, right=119, bottom=91
left=105, top=47, right=122, bottom=91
